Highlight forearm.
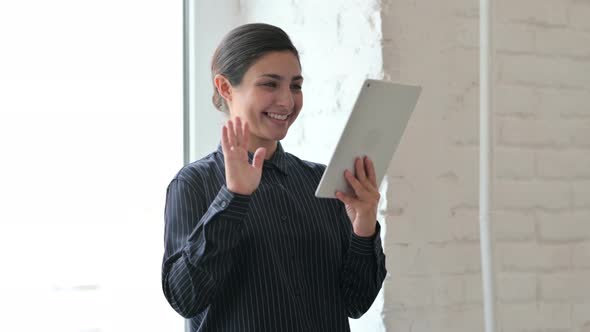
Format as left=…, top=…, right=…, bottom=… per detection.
left=162, top=254, right=216, bottom=317
left=162, top=182, right=251, bottom=317
left=341, top=223, right=387, bottom=318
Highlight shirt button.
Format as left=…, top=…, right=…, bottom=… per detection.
left=220, top=201, right=228, bottom=208
left=281, top=215, right=287, bottom=221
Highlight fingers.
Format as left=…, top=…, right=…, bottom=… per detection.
left=235, top=116, right=243, bottom=143
left=242, top=120, right=250, bottom=150
left=226, top=116, right=248, bottom=149
left=221, top=125, right=230, bottom=152
left=227, top=119, right=236, bottom=146
left=354, top=157, right=368, bottom=183
left=335, top=190, right=356, bottom=206
left=252, top=147, right=267, bottom=169
left=365, top=156, right=378, bottom=189
left=355, top=156, right=378, bottom=191
left=344, top=169, right=366, bottom=196
left=344, top=156, right=379, bottom=198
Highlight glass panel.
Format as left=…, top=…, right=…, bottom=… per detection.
left=0, top=1, right=184, bottom=331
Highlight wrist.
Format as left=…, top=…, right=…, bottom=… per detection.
left=353, top=222, right=376, bottom=238
left=226, top=184, right=254, bottom=196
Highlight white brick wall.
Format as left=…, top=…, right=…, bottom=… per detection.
left=500, top=303, right=571, bottom=331
left=574, top=243, right=590, bottom=268
left=497, top=0, right=568, bottom=26
left=574, top=181, right=590, bottom=207
left=569, top=2, right=590, bottom=31
left=381, top=0, right=590, bottom=331
left=573, top=303, right=590, bottom=332
left=499, top=243, right=570, bottom=272
left=541, top=272, right=590, bottom=300
left=496, top=273, right=536, bottom=302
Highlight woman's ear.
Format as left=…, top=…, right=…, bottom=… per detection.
left=214, top=74, right=232, bottom=104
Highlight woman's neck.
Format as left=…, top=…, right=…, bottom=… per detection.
left=248, top=137, right=277, bottom=160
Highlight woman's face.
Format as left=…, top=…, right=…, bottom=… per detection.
left=220, top=51, right=303, bottom=147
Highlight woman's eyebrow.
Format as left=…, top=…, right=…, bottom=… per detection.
left=260, top=74, right=304, bottom=81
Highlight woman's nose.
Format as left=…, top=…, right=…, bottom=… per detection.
left=276, top=86, right=295, bottom=110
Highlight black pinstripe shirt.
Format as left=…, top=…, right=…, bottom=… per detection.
left=162, top=142, right=386, bottom=331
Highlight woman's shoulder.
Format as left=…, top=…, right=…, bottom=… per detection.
left=284, top=152, right=326, bottom=178
left=172, top=150, right=225, bottom=187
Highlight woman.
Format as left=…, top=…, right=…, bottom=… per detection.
left=162, top=23, right=386, bottom=331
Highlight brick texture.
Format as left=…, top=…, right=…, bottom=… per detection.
left=381, top=0, right=590, bottom=330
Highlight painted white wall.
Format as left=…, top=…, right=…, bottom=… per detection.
left=189, top=0, right=244, bottom=160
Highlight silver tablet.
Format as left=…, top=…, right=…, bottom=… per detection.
left=315, top=79, right=421, bottom=198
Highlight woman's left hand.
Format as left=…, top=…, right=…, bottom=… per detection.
left=335, top=156, right=380, bottom=237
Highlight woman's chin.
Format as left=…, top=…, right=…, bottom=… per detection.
left=261, top=125, right=290, bottom=141
left=269, top=131, right=288, bottom=141
left=262, top=129, right=288, bottom=142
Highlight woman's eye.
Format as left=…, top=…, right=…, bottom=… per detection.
left=291, top=84, right=302, bottom=90
left=263, top=82, right=277, bottom=88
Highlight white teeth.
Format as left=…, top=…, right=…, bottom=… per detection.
left=266, top=112, right=289, bottom=120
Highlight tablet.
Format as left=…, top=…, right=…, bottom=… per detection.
left=315, top=79, right=421, bottom=198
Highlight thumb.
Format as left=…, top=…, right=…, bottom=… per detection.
left=252, top=147, right=267, bottom=169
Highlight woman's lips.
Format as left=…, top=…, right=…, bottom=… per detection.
left=263, top=112, right=291, bottom=122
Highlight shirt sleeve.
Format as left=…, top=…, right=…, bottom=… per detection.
left=338, top=203, right=387, bottom=319
left=161, top=176, right=251, bottom=318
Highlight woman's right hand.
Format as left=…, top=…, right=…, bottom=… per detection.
left=221, top=116, right=266, bottom=196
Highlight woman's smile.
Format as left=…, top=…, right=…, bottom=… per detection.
left=263, top=111, right=292, bottom=121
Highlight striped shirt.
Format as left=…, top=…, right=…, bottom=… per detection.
left=162, top=142, right=387, bottom=331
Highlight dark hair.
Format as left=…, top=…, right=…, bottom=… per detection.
left=211, top=23, right=301, bottom=113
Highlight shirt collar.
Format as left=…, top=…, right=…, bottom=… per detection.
left=216, top=141, right=289, bottom=175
